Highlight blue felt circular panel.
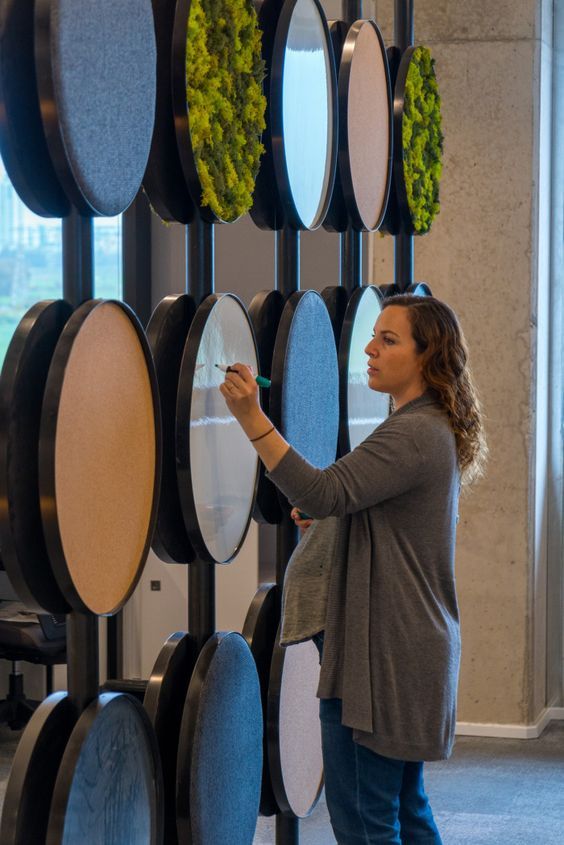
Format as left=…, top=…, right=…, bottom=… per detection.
left=49, top=0, right=156, bottom=215
left=281, top=291, right=339, bottom=468
left=48, top=694, right=161, bottom=845
left=178, top=632, right=263, bottom=845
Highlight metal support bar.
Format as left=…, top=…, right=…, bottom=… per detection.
left=188, top=563, right=216, bottom=652
left=66, top=612, right=99, bottom=712
left=394, top=0, right=415, bottom=291
left=342, top=0, right=363, bottom=22
left=186, top=215, right=215, bottom=302
left=62, top=211, right=93, bottom=307
left=276, top=814, right=300, bottom=845
left=275, top=226, right=300, bottom=296
left=122, top=191, right=153, bottom=325
left=341, top=226, right=363, bottom=293
left=185, top=214, right=216, bottom=647
left=106, top=614, right=123, bottom=681
left=394, top=0, right=414, bottom=52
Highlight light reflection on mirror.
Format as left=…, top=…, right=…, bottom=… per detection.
left=188, top=296, right=259, bottom=562
left=347, top=288, right=389, bottom=450
left=282, top=0, right=334, bottom=229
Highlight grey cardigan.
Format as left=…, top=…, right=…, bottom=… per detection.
left=267, top=392, right=461, bottom=762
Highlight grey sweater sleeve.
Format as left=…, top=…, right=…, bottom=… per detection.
left=266, top=415, right=428, bottom=519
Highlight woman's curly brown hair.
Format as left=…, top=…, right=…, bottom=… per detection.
left=382, top=294, right=487, bottom=485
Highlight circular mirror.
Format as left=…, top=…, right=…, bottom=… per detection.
left=176, top=294, right=259, bottom=563
left=340, top=286, right=389, bottom=453
left=272, top=0, right=337, bottom=229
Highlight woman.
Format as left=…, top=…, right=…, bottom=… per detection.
left=220, top=294, right=487, bottom=845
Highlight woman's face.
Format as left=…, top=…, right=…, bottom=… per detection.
left=364, top=305, right=425, bottom=398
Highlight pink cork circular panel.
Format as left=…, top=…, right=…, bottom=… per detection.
left=276, top=639, right=323, bottom=818
left=49, top=301, right=157, bottom=615
left=347, top=21, right=391, bottom=231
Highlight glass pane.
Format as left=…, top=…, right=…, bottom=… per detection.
left=0, top=158, right=63, bottom=366
left=94, top=216, right=122, bottom=299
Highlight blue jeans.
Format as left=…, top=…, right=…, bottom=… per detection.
left=319, top=698, right=443, bottom=845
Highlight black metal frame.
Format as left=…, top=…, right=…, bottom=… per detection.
left=146, top=294, right=198, bottom=563
left=242, top=583, right=281, bottom=817
left=0, top=692, right=77, bottom=844
left=0, top=0, right=69, bottom=217
left=248, top=290, right=286, bottom=525
left=144, top=632, right=199, bottom=845
left=38, top=299, right=163, bottom=615
left=143, top=0, right=196, bottom=223
left=0, top=300, right=73, bottom=614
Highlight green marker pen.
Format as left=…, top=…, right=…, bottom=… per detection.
left=215, top=363, right=271, bottom=389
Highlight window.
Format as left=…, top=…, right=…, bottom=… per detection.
left=0, top=158, right=63, bottom=365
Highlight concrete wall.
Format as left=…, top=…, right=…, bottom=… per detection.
left=370, top=0, right=559, bottom=726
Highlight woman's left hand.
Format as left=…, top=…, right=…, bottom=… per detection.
left=219, top=364, right=260, bottom=423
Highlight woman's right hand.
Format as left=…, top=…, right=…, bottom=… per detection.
left=290, top=507, right=314, bottom=535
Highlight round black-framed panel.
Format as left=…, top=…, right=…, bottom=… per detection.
left=176, top=293, right=260, bottom=563
left=324, top=19, right=393, bottom=233
left=321, top=285, right=349, bottom=348
left=147, top=294, right=197, bottom=563
left=339, top=286, right=389, bottom=455
left=384, top=46, right=442, bottom=237
left=269, top=291, right=339, bottom=504
left=171, top=0, right=265, bottom=226
left=144, top=632, right=199, bottom=845
left=242, top=583, right=281, bottom=817
left=176, top=631, right=263, bottom=845
left=34, top=0, right=157, bottom=217
left=248, top=290, right=285, bottom=525
left=0, top=300, right=73, bottom=614
left=267, top=628, right=323, bottom=818
left=47, top=693, right=164, bottom=845
left=0, top=0, right=69, bottom=217
left=251, top=0, right=338, bottom=231
left=407, top=282, right=433, bottom=296
left=0, top=693, right=77, bottom=845
left=143, top=0, right=196, bottom=224
left=39, top=299, right=162, bottom=615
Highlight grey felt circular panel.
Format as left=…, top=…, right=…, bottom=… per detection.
left=48, top=694, right=162, bottom=845
left=46, top=0, right=156, bottom=215
left=280, top=291, right=339, bottom=468
left=177, top=632, right=262, bottom=844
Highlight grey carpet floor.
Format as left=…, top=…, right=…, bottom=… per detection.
left=254, top=721, right=564, bottom=844
left=0, top=721, right=562, bottom=843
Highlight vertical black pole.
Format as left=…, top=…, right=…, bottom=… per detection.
left=63, top=210, right=93, bottom=306
left=275, top=223, right=300, bottom=845
left=274, top=223, right=300, bottom=588
left=67, top=613, right=100, bottom=712
left=394, top=0, right=415, bottom=290
left=340, top=2, right=364, bottom=294
left=186, top=214, right=216, bottom=651
left=62, top=209, right=98, bottom=711
left=187, top=214, right=215, bottom=304
left=122, top=191, right=153, bottom=325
